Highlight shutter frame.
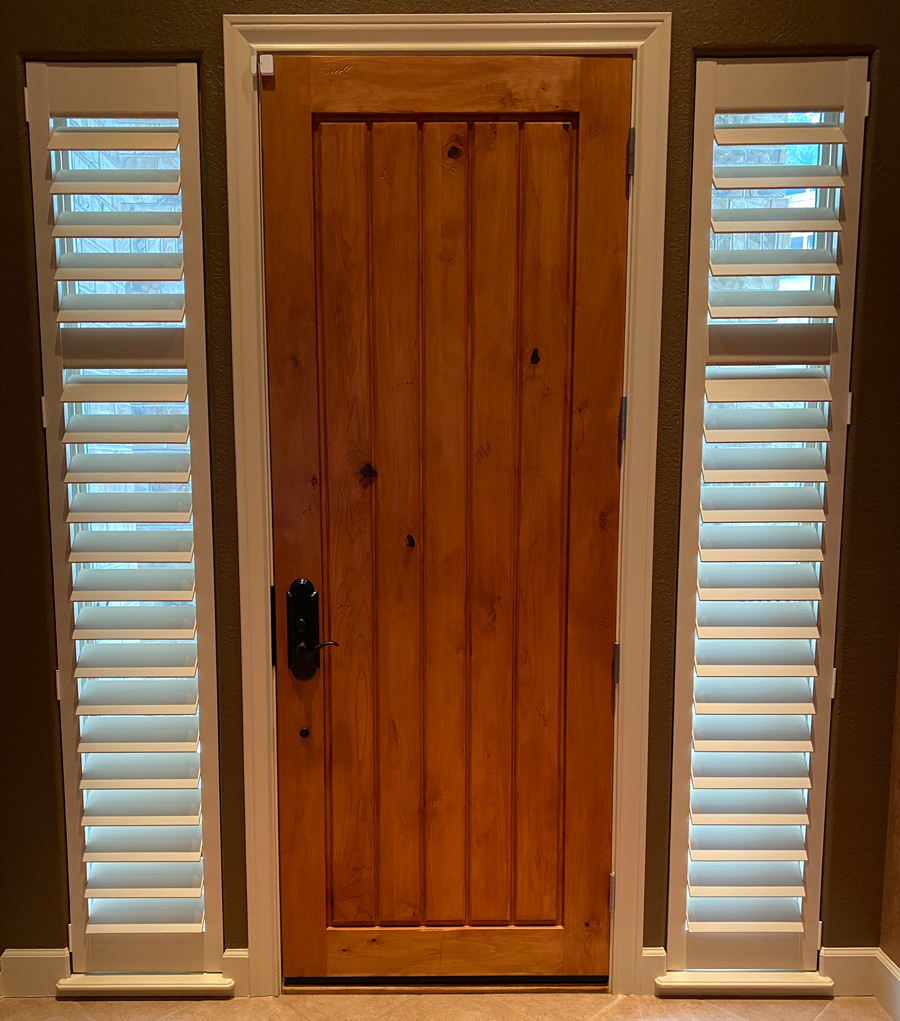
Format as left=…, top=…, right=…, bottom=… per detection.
left=666, top=56, right=868, bottom=974
left=26, top=61, right=223, bottom=976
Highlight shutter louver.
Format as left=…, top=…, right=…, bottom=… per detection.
left=27, top=63, right=222, bottom=975
left=667, top=57, right=867, bottom=975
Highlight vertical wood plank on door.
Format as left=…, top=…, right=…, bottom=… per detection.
left=468, top=121, right=520, bottom=924
left=422, top=121, right=469, bottom=925
left=259, top=56, right=328, bottom=976
left=514, top=121, right=574, bottom=925
left=318, top=120, right=377, bottom=925
left=370, top=122, right=424, bottom=924
left=563, top=56, right=632, bottom=974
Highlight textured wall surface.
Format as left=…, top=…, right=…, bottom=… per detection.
left=2, top=0, right=899, bottom=957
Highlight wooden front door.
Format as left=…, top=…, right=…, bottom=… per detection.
left=260, top=55, right=631, bottom=980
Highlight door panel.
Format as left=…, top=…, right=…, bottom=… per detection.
left=468, top=119, right=520, bottom=926
left=261, top=55, right=631, bottom=979
left=421, top=120, right=470, bottom=927
left=317, top=121, right=377, bottom=926
left=370, top=121, right=424, bottom=925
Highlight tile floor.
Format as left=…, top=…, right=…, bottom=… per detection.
left=0, top=994, right=893, bottom=1021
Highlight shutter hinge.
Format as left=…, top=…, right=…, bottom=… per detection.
left=271, top=585, right=277, bottom=667
left=831, top=667, right=837, bottom=700
left=258, top=54, right=275, bottom=77
left=626, top=126, right=636, bottom=177
left=612, top=642, right=620, bottom=686
left=23, top=86, right=30, bottom=123
left=55, top=669, right=61, bottom=701
left=608, top=872, right=616, bottom=910
left=847, top=392, right=852, bottom=426
left=619, top=395, right=627, bottom=443
left=818, top=920, right=823, bottom=950
left=865, top=81, right=871, bottom=118
left=41, top=395, right=47, bottom=429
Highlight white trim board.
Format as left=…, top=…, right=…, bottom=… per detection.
left=0, top=949, right=71, bottom=998
left=56, top=973, right=234, bottom=997
left=641, top=948, right=668, bottom=994
left=656, top=970, right=833, bottom=998
left=223, top=948, right=251, bottom=997
left=820, top=947, right=900, bottom=1018
left=223, top=12, right=672, bottom=996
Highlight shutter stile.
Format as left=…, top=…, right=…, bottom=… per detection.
left=27, top=63, right=222, bottom=972
left=668, top=59, right=867, bottom=972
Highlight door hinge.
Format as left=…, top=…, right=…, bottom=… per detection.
left=271, top=584, right=277, bottom=667
left=865, top=81, right=871, bottom=118
left=847, top=391, right=852, bottom=426
left=55, top=669, right=61, bottom=701
left=608, top=872, right=616, bottom=910
left=619, top=395, right=627, bottom=444
left=24, top=86, right=30, bottom=123
left=41, top=395, right=47, bottom=429
left=67, top=923, right=73, bottom=951
left=626, top=126, right=636, bottom=177
left=612, top=642, right=621, bottom=686
left=831, top=667, right=837, bottom=700
left=818, top=920, right=823, bottom=950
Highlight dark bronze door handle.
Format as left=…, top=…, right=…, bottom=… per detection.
left=286, top=579, right=339, bottom=680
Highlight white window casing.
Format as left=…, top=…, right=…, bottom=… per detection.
left=26, top=62, right=225, bottom=979
left=666, top=57, right=868, bottom=976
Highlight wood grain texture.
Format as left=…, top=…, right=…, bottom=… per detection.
left=310, top=56, right=581, bottom=114
left=514, top=121, right=574, bottom=925
left=266, top=55, right=631, bottom=978
left=422, top=121, right=470, bottom=925
left=468, top=121, right=520, bottom=925
left=317, top=120, right=377, bottom=926
left=259, top=55, right=328, bottom=978
left=562, top=56, right=632, bottom=974
left=370, top=122, right=424, bottom=924
left=325, top=926, right=564, bottom=976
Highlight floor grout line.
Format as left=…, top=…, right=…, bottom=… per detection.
left=592, top=1000, right=629, bottom=1016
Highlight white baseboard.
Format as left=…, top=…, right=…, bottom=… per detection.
left=873, top=950, right=900, bottom=1020
left=223, top=949, right=250, bottom=996
left=0, top=949, right=71, bottom=997
left=819, top=947, right=900, bottom=1019
left=640, top=948, right=667, bottom=993
left=819, top=947, right=879, bottom=995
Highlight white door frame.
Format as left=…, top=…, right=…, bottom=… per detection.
left=223, top=12, right=671, bottom=996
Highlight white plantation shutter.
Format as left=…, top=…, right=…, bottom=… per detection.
left=666, top=57, right=868, bottom=975
left=26, top=63, right=224, bottom=978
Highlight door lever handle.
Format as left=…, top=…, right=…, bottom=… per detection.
left=298, top=640, right=339, bottom=655
left=286, top=579, right=337, bottom=680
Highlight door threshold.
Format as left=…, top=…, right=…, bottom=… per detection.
left=283, top=976, right=609, bottom=994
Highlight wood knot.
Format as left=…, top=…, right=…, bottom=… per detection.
left=447, top=145, right=462, bottom=159
left=358, top=462, right=377, bottom=487
left=530, top=348, right=540, bottom=365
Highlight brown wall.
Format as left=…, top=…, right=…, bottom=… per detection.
left=2, top=0, right=900, bottom=957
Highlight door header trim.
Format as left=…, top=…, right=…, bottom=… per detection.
left=223, top=11, right=671, bottom=996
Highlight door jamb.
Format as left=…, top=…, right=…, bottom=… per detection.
left=223, top=12, right=672, bottom=996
